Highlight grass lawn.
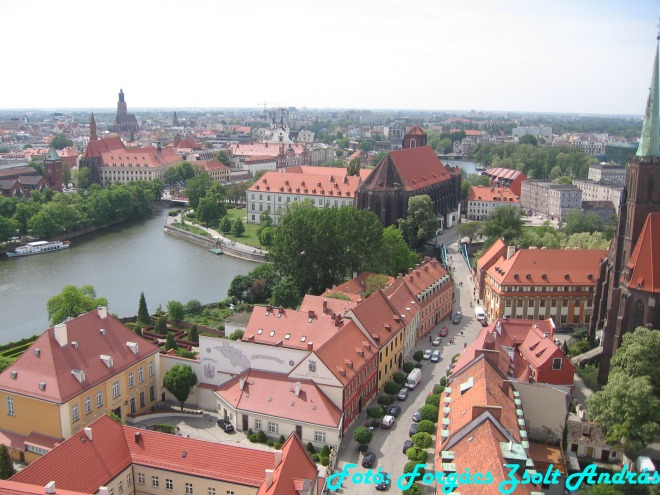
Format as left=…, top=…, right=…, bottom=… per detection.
left=218, top=207, right=262, bottom=248
left=171, top=222, right=213, bottom=238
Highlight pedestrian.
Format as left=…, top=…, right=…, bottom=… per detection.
left=461, top=330, right=464, bottom=337
left=464, top=342, right=467, bottom=349
left=429, top=335, right=432, bottom=342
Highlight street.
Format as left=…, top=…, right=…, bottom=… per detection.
left=335, top=227, right=483, bottom=494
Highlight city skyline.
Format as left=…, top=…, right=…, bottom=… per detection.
left=2, top=0, right=658, bottom=115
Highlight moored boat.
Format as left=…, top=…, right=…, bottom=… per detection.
left=6, top=240, right=70, bottom=258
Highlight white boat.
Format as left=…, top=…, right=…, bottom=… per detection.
left=6, top=240, right=70, bottom=258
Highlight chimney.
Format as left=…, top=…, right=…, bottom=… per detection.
left=135, top=432, right=142, bottom=443
left=98, top=306, right=107, bottom=319
left=98, top=488, right=109, bottom=495
left=308, top=310, right=315, bottom=319
left=323, top=299, right=328, bottom=313
left=264, top=469, right=274, bottom=489
left=502, top=380, right=510, bottom=395
left=45, top=482, right=56, bottom=494
left=54, top=322, right=68, bottom=347
left=307, top=342, right=313, bottom=352
left=274, top=450, right=282, bottom=467
left=506, top=245, right=516, bottom=260
left=294, top=382, right=301, bottom=397
left=239, top=376, right=246, bottom=390
left=84, top=427, right=93, bottom=441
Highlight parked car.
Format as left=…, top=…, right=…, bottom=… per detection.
left=375, top=473, right=390, bottom=491
left=412, top=410, right=421, bottom=422
left=555, top=326, right=573, bottom=334
left=481, top=319, right=489, bottom=327
left=388, top=405, right=402, bottom=417
left=217, top=419, right=234, bottom=433
left=381, top=415, right=396, bottom=429
left=397, top=388, right=409, bottom=400
left=362, top=452, right=376, bottom=468
left=408, top=424, right=419, bottom=437
left=439, top=326, right=449, bottom=337
left=452, top=312, right=463, bottom=324
left=423, top=349, right=433, bottom=360
left=431, top=350, right=440, bottom=362
left=432, top=336, right=442, bottom=346
left=402, top=439, right=414, bottom=454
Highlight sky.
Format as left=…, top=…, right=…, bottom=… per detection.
left=2, top=0, right=658, bottom=115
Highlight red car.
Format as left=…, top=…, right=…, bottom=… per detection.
left=439, top=327, right=449, bottom=337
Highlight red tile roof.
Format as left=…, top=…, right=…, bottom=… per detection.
left=625, top=212, right=660, bottom=293
left=394, top=258, right=450, bottom=298
left=247, top=168, right=369, bottom=199
left=197, top=159, right=229, bottom=172
left=0, top=309, right=160, bottom=404
left=384, top=278, right=420, bottom=322
left=348, top=290, right=404, bottom=348
left=285, top=166, right=371, bottom=182
left=468, top=185, right=519, bottom=203
left=0, top=480, right=89, bottom=495
left=477, top=238, right=507, bottom=271
left=299, top=294, right=357, bottom=316
left=484, top=167, right=526, bottom=181
left=322, top=273, right=394, bottom=302
left=214, top=370, right=341, bottom=427
left=100, top=146, right=181, bottom=169
left=405, top=125, right=425, bottom=135
left=83, top=135, right=125, bottom=158
left=486, top=248, right=606, bottom=287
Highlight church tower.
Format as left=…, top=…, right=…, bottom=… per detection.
left=43, top=146, right=63, bottom=191
left=173, top=111, right=179, bottom=126
left=117, top=89, right=128, bottom=117
left=89, top=112, right=97, bottom=141
left=402, top=125, right=427, bottom=149
left=593, top=36, right=660, bottom=384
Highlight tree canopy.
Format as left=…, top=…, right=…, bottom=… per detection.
left=47, top=285, right=108, bottom=325
left=398, top=195, right=439, bottom=249
left=50, top=133, right=73, bottom=150
left=480, top=205, right=523, bottom=244
left=163, top=364, right=198, bottom=410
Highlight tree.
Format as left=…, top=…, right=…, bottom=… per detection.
left=196, top=196, right=225, bottom=227
left=413, top=351, right=424, bottom=365
left=0, top=445, right=16, bottom=479
left=480, top=205, right=523, bottom=244
left=367, top=406, right=384, bottom=420
left=165, top=332, right=178, bottom=351
left=403, top=362, right=415, bottom=373
left=402, top=484, right=422, bottom=495
left=167, top=300, right=185, bottom=322
left=398, top=195, right=439, bottom=248
left=563, top=209, right=604, bottom=235
left=587, top=372, right=660, bottom=457
left=0, top=216, right=17, bottom=242
left=346, top=156, right=361, bottom=176
left=365, top=274, right=391, bottom=297
left=377, top=226, right=419, bottom=276
left=456, top=222, right=483, bottom=244
left=189, top=324, right=199, bottom=342
left=384, top=380, right=399, bottom=398
left=417, top=420, right=435, bottom=434
left=378, top=396, right=392, bottom=407
left=184, top=173, right=213, bottom=209
left=358, top=140, right=374, bottom=153
left=403, top=461, right=425, bottom=481
left=425, top=394, right=440, bottom=407
left=392, top=372, right=406, bottom=386
left=232, top=218, right=245, bottom=236
left=609, top=327, right=660, bottom=393
left=352, top=426, right=372, bottom=446
left=269, top=276, right=301, bottom=309
left=216, top=151, right=231, bottom=166
left=518, top=134, right=538, bottom=146
left=259, top=208, right=273, bottom=227
left=419, top=404, right=439, bottom=423
left=137, top=292, right=151, bottom=325
left=406, top=447, right=428, bottom=463
left=155, top=316, right=168, bottom=334
left=163, top=364, right=198, bottom=411
left=185, top=299, right=203, bottom=314
left=555, top=175, right=573, bottom=184
left=50, top=133, right=73, bottom=150
left=220, top=215, right=232, bottom=233
left=411, top=431, right=433, bottom=449
left=258, top=226, right=276, bottom=246
left=47, top=285, right=108, bottom=325
left=0, top=357, right=15, bottom=373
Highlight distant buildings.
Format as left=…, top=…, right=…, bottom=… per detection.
left=587, top=163, right=626, bottom=185
left=520, top=180, right=582, bottom=221
left=110, top=89, right=138, bottom=135
left=512, top=125, right=553, bottom=140
left=482, top=167, right=527, bottom=196
left=467, top=185, right=519, bottom=221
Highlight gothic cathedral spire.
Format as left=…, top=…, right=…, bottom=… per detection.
left=89, top=112, right=97, bottom=141
left=636, top=39, right=660, bottom=157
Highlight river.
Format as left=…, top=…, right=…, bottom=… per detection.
left=0, top=208, right=254, bottom=344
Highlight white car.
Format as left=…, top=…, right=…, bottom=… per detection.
left=423, top=349, right=433, bottom=360
left=381, top=415, right=396, bottom=429
left=431, top=350, right=440, bottom=362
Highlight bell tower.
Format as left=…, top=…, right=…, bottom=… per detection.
left=43, top=146, right=63, bottom=191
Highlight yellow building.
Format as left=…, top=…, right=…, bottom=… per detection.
left=0, top=308, right=161, bottom=463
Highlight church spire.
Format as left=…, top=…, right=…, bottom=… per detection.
left=637, top=38, right=660, bottom=157
left=89, top=112, right=97, bottom=141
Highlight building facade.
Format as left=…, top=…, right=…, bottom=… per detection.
left=467, top=185, right=520, bottom=220
left=587, top=163, right=626, bottom=185
left=520, top=181, right=582, bottom=221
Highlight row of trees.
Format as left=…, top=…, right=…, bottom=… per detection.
left=0, top=180, right=163, bottom=242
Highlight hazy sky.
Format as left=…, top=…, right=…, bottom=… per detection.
left=2, top=0, right=658, bottom=114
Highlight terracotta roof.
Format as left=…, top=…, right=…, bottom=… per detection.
left=243, top=305, right=343, bottom=351
left=314, top=321, right=378, bottom=385
left=197, top=159, right=229, bottom=172
left=257, top=433, right=323, bottom=495
left=518, top=326, right=568, bottom=371
left=359, top=146, right=453, bottom=192
left=394, top=258, right=451, bottom=299
left=468, top=185, right=519, bottom=203
left=247, top=168, right=368, bottom=199
left=228, top=142, right=302, bottom=158
left=484, top=167, right=525, bottom=181
left=100, top=146, right=181, bottom=169
left=486, top=248, right=606, bottom=287
left=299, top=294, right=357, bottom=316
left=0, top=480, right=89, bottom=495
left=322, top=273, right=395, bottom=302
left=285, top=166, right=371, bottom=182
left=83, top=135, right=124, bottom=159
left=405, top=125, right=425, bottom=135
left=383, top=278, right=420, bottom=322
left=0, top=309, right=160, bottom=404
left=477, top=238, right=508, bottom=271
left=215, top=370, right=341, bottom=427
left=176, top=135, right=202, bottom=150
left=348, top=290, right=404, bottom=348
left=625, top=212, right=660, bottom=293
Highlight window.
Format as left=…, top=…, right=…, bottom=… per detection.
left=255, top=419, right=261, bottom=430
left=315, top=431, right=326, bottom=443
left=540, top=299, right=546, bottom=307
left=112, top=380, right=120, bottom=399
left=96, top=390, right=103, bottom=408
left=85, top=397, right=92, bottom=415
left=138, top=367, right=144, bottom=383
left=137, top=473, right=145, bottom=485
left=140, top=391, right=145, bottom=408
left=268, top=422, right=279, bottom=434
left=552, top=358, right=562, bottom=370
left=6, top=396, right=14, bottom=416
left=26, top=445, right=47, bottom=455
left=127, top=474, right=132, bottom=487
left=562, top=299, right=569, bottom=307
left=150, top=385, right=155, bottom=402
left=186, top=482, right=193, bottom=495
left=152, top=476, right=159, bottom=488
left=166, top=479, right=173, bottom=491
left=128, top=372, right=135, bottom=389
left=118, top=481, right=124, bottom=494
left=109, top=489, right=114, bottom=495
left=148, top=361, right=153, bottom=377
left=208, top=489, right=216, bottom=495
left=72, top=404, right=80, bottom=422
left=633, top=299, right=645, bottom=328
left=551, top=299, right=557, bottom=307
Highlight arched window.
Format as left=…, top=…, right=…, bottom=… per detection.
left=633, top=299, right=645, bottom=329
left=648, top=175, right=655, bottom=201
left=410, top=138, right=416, bottom=148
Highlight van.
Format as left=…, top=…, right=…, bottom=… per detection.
left=405, top=368, right=422, bottom=389
left=475, top=306, right=486, bottom=321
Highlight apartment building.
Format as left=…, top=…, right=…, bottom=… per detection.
left=520, top=181, right=582, bottom=221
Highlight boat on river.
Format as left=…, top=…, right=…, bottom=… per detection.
left=6, top=240, right=70, bottom=258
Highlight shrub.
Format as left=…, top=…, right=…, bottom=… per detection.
left=188, top=324, right=199, bottom=343
left=155, top=316, right=168, bottom=335
left=451, top=353, right=460, bottom=363
left=440, top=376, right=447, bottom=387
left=256, top=430, right=268, bottom=443
left=228, top=330, right=244, bottom=340
left=420, top=404, right=439, bottom=422
left=393, top=372, right=407, bottom=385
left=248, top=434, right=257, bottom=443
left=154, top=424, right=176, bottom=434
left=353, top=426, right=372, bottom=446
left=403, top=461, right=425, bottom=481
left=417, top=420, right=435, bottom=434
left=247, top=429, right=253, bottom=436
left=357, top=444, right=368, bottom=452
left=185, top=299, right=203, bottom=314
left=403, top=362, right=415, bottom=373
left=320, top=456, right=329, bottom=466
left=175, top=349, right=197, bottom=359
left=306, top=442, right=315, bottom=453
left=432, top=385, right=444, bottom=395
left=411, top=432, right=433, bottom=449
left=278, top=434, right=286, bottom=444
left=367, top=406, right=384, bottom=420
left=406, top=447, right=428, bottom=463
left=402, top=484, right=422, bottom=495
left=320, top=445, right=330, bottom=457
left=274, top=442, right=282, bottom=450
left=311, top=453, right=320, bottom=462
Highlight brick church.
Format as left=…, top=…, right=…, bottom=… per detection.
left=590, top=38, right=660, bottom=383
left=356, top=126, right=461, bottom=228
left=110, top=89, right=138, bottom=134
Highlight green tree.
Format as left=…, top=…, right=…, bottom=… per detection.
left=164, top=166, right=181, bottom=187
left=417, top=420, right=435, bottom=434
left=425, top=394, right=440, bottom=407
left=179, top=161, right=197, bottom=181
left=377, top=226, right=419, bottom=276
left=196, top=196, right=225, bottom=227
left=413, top=351, right=424, bottom=365
left=347, top=156, right=361, bottom=176
left=365, top=274, right=391, bottom=297
left=406, top=447, right=428, bottom=463
left=220, top=215, right=232, bottom=233
left=609, top=327, right=660, bottom=393
left=232, top=218, right=245, bottom=236
left=165, top=332, right=178, bottom=351
left=335, top=138, right=349, bottom=149
left=269, top=276, right=301, bottom=309
left=352, top=426, right=372, bottom=446
left=50, top=133, right=73, bottom=150
left=367, top=406, right=384, bottom=420
left=403, top=362, right=415, bottom=373
left=419, top=404, right=439, bottom=423
left=167, top=300, right=185, bottom=322
left=216, top=151, right=231, bottom=166
left=137, top=292, right=151, bottom=325
left=403, top=461, right=425, bottom=481
left=155, top=316, right=168, bottom=334
left=0, top=445, right=16, bottom=479
left=258, top=226, right=276, bottom=246
left=163, top=364, right=198, bottom=411
left=555, top=176, right=573, bottom=185
left=411, top=431, right=433, bottom=449
left=378, top=396, right=392, bottom=407
left=563, top=210, right=604, bottom=235
left=189, top=324, right=199, bottom=342
left=518, top=134, right=538, bottom=146
left=47, top=285, right=108, bottom=325
left=0, top=357, right=15, bottom=373
left=185, top=299, right=203, bottom=314
left=184, top=173, right=213, bottom=209
left=392, top=372, right=407, bottom=386
left=587, top=372, right=660, bottom=457
left=384, top=380, right=399, bottom=399
left=358, top=140, right=374, bottom=153
left=398, top=195, right=439, bottom=248
left=372, top=151, right=387, bottom=165
left=0, top=216, right=17, bottom=242
left=402, top=483, right=422, bottom=495
left=259, top=208, right=273, bottom=227
left=456, top=221, right=483, bottom=244
left=480, top=205, right=523, bottom=244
